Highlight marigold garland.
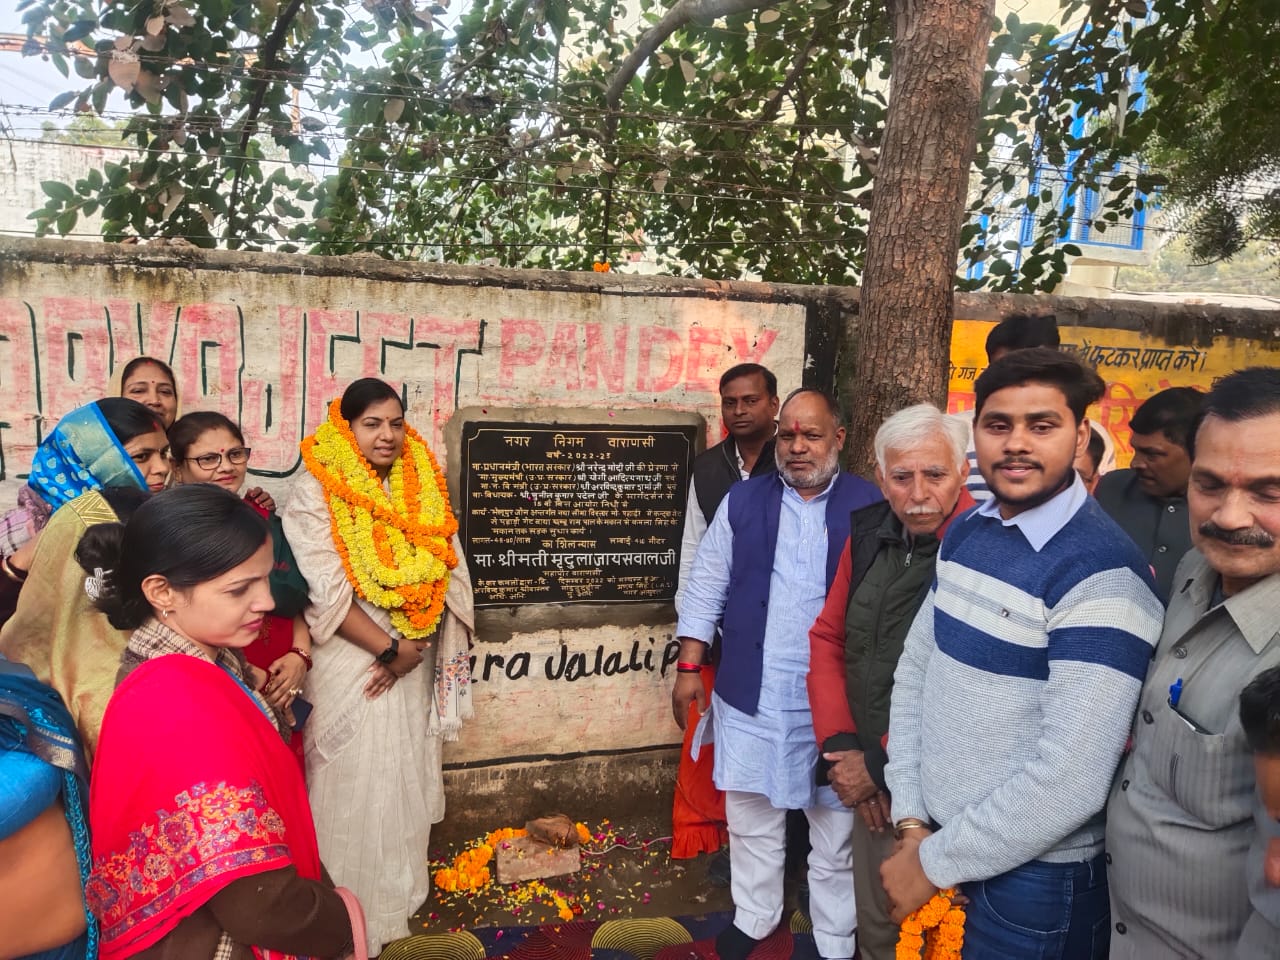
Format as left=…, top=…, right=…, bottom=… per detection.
left=301, top=398, right=458, bottom=639
left=432, top=823, right=594, bottom=902
left=896, top=888, right=964, bottom=960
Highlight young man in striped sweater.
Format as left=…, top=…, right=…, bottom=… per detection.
left=882, top=348, right=1164, bottom=958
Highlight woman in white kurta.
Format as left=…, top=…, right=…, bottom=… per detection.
left=281, top=378, right=474, bottom=957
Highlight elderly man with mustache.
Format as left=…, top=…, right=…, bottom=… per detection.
left=1107, top=367, right=1280, bottom=959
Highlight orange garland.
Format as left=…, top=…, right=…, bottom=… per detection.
left=300, top=397, right=458, bottom=638
left=896, top=888, right=964, bottom=960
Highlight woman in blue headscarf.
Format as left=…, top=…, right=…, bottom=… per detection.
left=0, top=653, right=96, bottom=960
left=0, top=400, right=170, bottom=626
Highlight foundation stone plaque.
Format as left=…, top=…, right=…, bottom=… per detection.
left=459, top=421, right=697, bottom=607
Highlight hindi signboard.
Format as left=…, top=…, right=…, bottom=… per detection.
left=459, top=421, right=697, bottom=607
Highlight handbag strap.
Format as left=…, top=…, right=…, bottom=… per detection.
left=335, top=887, right=368, bottom=960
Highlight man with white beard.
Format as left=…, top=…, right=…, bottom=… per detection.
left=672, top=388, right=882, bottom=960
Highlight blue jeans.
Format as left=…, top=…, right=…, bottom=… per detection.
left=960, top=854, right=1110, bottom=960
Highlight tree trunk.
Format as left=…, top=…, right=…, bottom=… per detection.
left=846, top=0, right=995, bottom=475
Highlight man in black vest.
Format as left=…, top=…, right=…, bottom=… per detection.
left=675, top=363, right=779, bottom=616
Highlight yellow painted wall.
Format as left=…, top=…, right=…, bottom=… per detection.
left=949, top=318, right=1280, bottom=466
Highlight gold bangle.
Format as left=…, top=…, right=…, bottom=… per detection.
left=893, top=818, right=929, bottom=839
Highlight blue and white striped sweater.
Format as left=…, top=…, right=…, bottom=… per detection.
left=886, top=497, right=1164, bottom=889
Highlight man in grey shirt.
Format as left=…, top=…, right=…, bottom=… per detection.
left=1095, top=387, right=1202, bottom=601
left=1107, top=368, right=1280, bottom=958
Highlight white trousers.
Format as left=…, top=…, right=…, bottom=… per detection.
left=724, top=788, right=857, bottom=960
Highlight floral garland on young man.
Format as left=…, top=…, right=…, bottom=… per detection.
left=896, top=887, right=964, bottom=960
left=301, top=398, right=458, bottom=639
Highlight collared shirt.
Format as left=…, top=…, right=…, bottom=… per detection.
left=1107, top=551, right=1280, bottom=959
left=1095, top=468, right=1192, bottom=602
left=973, top=472, right=1088, bottom=552
left=679, top=475, right=840, bottom=809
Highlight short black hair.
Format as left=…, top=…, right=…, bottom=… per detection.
left=1130, top=387, right=1204, bottom=451
left=75, top=484, right=270, bottom=631
left=340, top=378, right=404, bottom=423
left=1240, top=665, right=1280, bottom=755
left=781, top=387, right=844, bottom=424
left=1085, top=426, right=1106, bottom=473
left=985, top=313, right=1060, bottom=361
left=97, top=397, right=166, bottom=445
left=1189, top=368, right=1280, bottom=460
left=168, top=411, right=245, bottom=462
left=974, top=347, right=1105, bottom=424
left=719, top=363, right=778, bottom=398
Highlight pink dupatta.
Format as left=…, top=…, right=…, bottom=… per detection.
left=86, top=654, right=326, bottom=960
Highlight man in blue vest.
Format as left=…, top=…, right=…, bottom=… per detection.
left=673, top=388, right=882, bottom=960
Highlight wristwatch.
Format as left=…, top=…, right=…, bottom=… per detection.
left=376, top=636, right=399, bottom=665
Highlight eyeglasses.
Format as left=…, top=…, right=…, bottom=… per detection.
left=185, top=447, right=252, bottom=470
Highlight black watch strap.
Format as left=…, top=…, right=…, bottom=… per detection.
left=376, top=635, right=399, bottom=664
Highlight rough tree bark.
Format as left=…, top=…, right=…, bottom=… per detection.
left=846, top=0, right=995, bottom=475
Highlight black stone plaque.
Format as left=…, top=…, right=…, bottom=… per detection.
left=460, top=421, right=697, bottom=607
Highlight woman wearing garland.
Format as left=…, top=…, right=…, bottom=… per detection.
left=282, top=378, right=474, bottom=958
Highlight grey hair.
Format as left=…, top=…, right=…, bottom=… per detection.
left=873, top=404, right=969, bottom=473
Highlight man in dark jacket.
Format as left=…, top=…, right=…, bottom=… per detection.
left=807, top=404, right=973, bottom=960
left=1095, top=386, right=1203, bottom=600
left=675, top=363, right=779, bottom=615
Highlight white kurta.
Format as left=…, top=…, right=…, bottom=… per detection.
left=282, top=470, right=473, bottom=956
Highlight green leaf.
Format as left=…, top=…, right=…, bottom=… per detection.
left=61, top=19, right=97, bottom=44
left=41, top=180, right=76, bottom=202
left=56, top=209, right=79, bottom=235
left=49, top=90, right=78, bottom=111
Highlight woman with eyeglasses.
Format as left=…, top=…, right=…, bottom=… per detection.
left=168, top=413, right=312, bottom=770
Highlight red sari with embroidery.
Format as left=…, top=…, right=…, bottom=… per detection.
left=86, top=654, right=324, bottom=960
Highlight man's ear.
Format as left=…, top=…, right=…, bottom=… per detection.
left=1076, top=417, right=1092, bottom=459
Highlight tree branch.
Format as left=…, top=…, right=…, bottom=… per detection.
left=603, top=0, right=778, bottom=109
left=226, top=0, right=306, bottom=246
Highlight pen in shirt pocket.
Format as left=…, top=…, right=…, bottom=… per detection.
left=1167, top=677, right=1211, bottom=734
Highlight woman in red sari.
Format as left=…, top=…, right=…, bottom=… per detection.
left=76, top=484, right=361, bottom=960
left=168, top=412, right=311, bottom=770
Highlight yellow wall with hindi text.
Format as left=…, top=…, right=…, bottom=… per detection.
left=948, top=319, right=1280, bottom=467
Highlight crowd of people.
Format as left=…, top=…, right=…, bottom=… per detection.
left=671, top=314, right=1280, bottom=960
left=2, top=312, right=1280, bottom=960
left=0, top=361, right=470, bottom=960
